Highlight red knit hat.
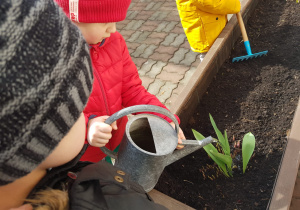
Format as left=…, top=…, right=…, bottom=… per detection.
left=55, top=0, right=131, bottom=23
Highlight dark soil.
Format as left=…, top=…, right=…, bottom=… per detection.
left=155, top=0, right=300, bottom=209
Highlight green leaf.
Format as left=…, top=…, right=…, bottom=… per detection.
left=209, top=150, right=232, bottom=168
left=192, top=129, right=231, bottom=177
left=224, top=130, right=230, bottom=156
left=209, top=114, right=230, bottom=156
left=192, top=128, right=206, bottom=141
left=242, top=132, right=256, bottom=173
left=209, top=149, right=233, bottom=176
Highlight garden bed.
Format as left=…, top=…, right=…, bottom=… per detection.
left=155, top=0, right=300, bottom=209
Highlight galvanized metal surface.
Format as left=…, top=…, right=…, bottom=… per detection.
left=100, top=105, right=214, bottom=192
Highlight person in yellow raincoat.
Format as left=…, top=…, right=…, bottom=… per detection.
left=176, top=0, right=241, bottom=62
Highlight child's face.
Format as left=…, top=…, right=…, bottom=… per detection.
left=75, top=22, right=117, bottom=45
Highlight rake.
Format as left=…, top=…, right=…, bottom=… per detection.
left=232, top=12, right=268, bottom=63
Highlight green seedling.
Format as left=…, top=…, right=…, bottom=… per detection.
left=242, top=132, right=256, bottom=173
left=192, top=114, right=255, bottom=177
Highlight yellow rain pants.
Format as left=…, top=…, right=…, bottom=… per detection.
left=176, top=0, right=241, bottom=53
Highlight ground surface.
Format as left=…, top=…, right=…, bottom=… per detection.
left=155, top=0, right=300, bottom=209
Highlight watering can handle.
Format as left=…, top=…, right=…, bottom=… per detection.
left=100, top=105, right=180, bottom=159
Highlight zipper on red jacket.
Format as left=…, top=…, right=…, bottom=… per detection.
left=94, top=69, right=110, bottom=115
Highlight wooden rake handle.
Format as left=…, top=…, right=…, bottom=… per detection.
left=236, top=12, right=249, bottom=42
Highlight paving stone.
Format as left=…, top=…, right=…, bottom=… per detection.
left=140, top=76, right=155, bottom=89
left=121, top=34, right=130, bottom=40
left=172, top=83, right=185, bottom=95
left=117, top=20, right=131, bottom=30
left=163, top=63, right=189, bottom=74
left=141, top=45, right=158, bottom=59
left=155, top=22, right=169, bottom=32
left=146, top=61, right=167, bottom=79
left=161, top=33, right=177, bottom=46
left=191, top=58, right=201, bottom=67
left=124, top=20, right=144, bottom=30
left=136, top=31, right=151, bottom=43
left=167, top=10, right=180, bottom=16
left=136, top=11, right=154, bottom=20
left=160, top=6, right=176, bottom=11
left=144, top=2, right=156, bottom=10
left=132, top=43, right=148, bottom=58
left=128, top=2, right=135, bottom=10
left=120, top=30, right=135, bottom=38
left=162, top=1, right=177, bottom=8
left=149, top=11, right=170, bottom=21
left=127, top=31, right=143, bottom=43
left=148, top=79, right=165, bottom=96
left=132, top=57, right=147, bottom=69
left=170, top=34, right=186, bottom=47
left=165, top=93, right=179, bottom=109
left=171, top=25, right=185, bottom=34
left=132, top=2, right=148, bottom=8
left=180, top=50, right=198, bottom=66
left=139, top=25, right=157, bottom=32
left=143, top=38, right=164, bottom=46
left=156, top=82, right=178, bottom=103
left=179, top=66, right=197, bottom=85
left=139, top=0, right=152, bottom=2
left=130, top=6, right=145, bottom=11
left=149, top=53, right=173, bottom=63
left=128, top=48, right=134, bottom=55
left=126, top=11, right=139, bottom=20
left=162, top=21, right=178, bottom=33
left=139, top=59, right=157, bottom=76
left=169, top=48, right=189, bottom=64
left=157, top=70, right=184, bottom=84
left=148, top=32, right=168, bottom=39
left=180, top=40, right=191, bottom=49
left=148, top=11, right=160, bottom=21
left=155, top=46, right=178, bottom=55
left=165, top=14, right=180, bottom=22
left=126, top=42, right=140, bottom=50
left=152, top=2, right=164, bottom=11
left=143, top=20, right=159, bottom=26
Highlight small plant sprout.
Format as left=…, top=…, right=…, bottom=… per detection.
left=192, top=114, right=256, bottom=177
left=242, top=132, right=256, bottom=173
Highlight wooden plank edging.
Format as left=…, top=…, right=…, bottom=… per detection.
left=149, top=189, right=196, bottom=210
left=268, top=98, right=300, bottom=210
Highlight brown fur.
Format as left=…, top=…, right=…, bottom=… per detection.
left=26, top=189, right=69, bottom=210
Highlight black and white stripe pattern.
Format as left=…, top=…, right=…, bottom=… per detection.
left=0, top=0, right=93, bottom=185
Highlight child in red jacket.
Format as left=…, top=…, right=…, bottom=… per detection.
left=54, top=0, right=186, bottom=163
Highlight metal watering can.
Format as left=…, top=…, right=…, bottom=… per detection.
left=101, top=105, right=214, bottom=192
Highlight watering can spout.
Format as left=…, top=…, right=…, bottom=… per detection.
left=166, top=136, right=214, bottom=166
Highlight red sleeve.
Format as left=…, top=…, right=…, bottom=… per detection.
left=119, top=35, right=180, bottom=124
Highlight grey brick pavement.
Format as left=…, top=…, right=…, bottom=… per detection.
left=118, top=0, right=200, bottom=109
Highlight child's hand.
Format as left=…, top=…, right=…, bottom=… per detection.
left=87, top=116, right=118, bottom=147
left=169, top=122, right=186, bottom=150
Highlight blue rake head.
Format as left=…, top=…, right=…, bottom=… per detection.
left=232, top=50, right=268, bottom=63
left=232, top=41, right=268, bottom=63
